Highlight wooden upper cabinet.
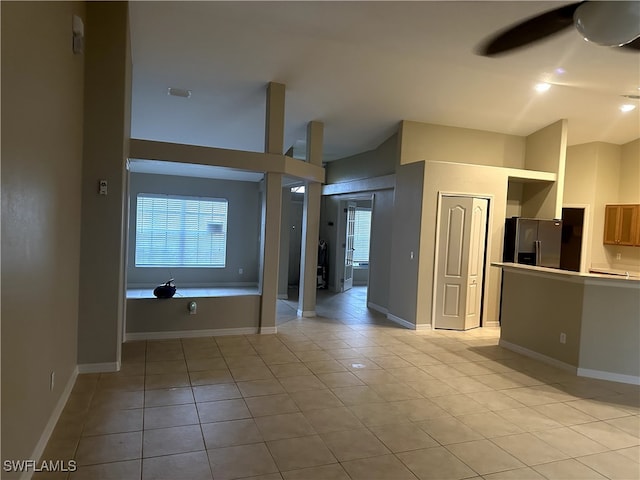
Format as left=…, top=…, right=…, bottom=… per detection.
left=604, top=204, right=639, bottom=246
left=603, top=205, right=620, bottom=245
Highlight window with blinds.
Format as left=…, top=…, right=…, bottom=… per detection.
left=135, top=194, right=228, bottom=268
left=353, top=208, right=372, bottom=266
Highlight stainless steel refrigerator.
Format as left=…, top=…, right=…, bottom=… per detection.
left=503, top=217, right=562, bottom=268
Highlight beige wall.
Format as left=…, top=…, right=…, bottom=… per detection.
left=395, top=120, right=566, bottom=328
left=1, top=1, right=85, bottom=470
left=563, top=143, right=599, bottom=272
left=126, top=296, right=261, bottom=336
left=418, top=162, right=511, bottom=326
left=524, top=119, right=567, bottom=173
left=579, top=283, right=640, bottom=378
left=619, top=139, right=640, bottom=203
left=522, top=119, right=567, bottom=219
left=308, top=120, right=567, bottom=330
left=610, top=139, right=640, bottom=272
left=398, top=120, right=526, bottom=168
left=77, top=2, right=131, bottom=367
left=325, top=134, right=397, bottom=184
left=499, top=267, right=640, bottom=382
left=368, top=190, right=394, bottom=310
left=388, top=162, right=425, bottom=324
left=500, top=270, right=583, bottom=367
left=564, top=140, right=640, bottom=274
left=506, top=182, right=524, bottom=217
left=593, top=143, right=623, bottom=268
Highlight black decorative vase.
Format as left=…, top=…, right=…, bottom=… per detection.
left=153, top=279, right=176, bottom=299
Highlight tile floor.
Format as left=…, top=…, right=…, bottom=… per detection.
left=36, top=288, right=639, bottom=479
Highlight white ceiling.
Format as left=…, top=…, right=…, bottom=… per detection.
left=129, top=1, right=640, bottom=163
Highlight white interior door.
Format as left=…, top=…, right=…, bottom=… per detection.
left=434, top=196, right=488, bottom=330
left=343, top=202, right=356, bottom=292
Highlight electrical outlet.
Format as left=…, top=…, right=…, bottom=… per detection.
left=616, top=253, right=622, bottom=260
left=239, top=268, right=243, bottom=275
left=559, top=333, right=567, bottom=344
left=50, top=371, right=55, bottom=391
left=188, top=301, right=197, bottom=315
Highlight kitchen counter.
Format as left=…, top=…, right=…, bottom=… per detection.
left=493, top=262, right=640, bottom=284
left=493, top=262, right=639, bottom=385
left=588, top=267, right=640, bottom=279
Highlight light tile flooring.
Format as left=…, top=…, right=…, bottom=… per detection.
left=37, top=288, right=639, bottom=479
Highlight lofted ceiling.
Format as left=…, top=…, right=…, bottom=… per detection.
left=129, top=1, right=640, bottom=163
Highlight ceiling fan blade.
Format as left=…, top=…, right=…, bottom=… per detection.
left=478, top=2, right=583, bottom=56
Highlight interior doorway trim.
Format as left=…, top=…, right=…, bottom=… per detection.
left=432, top=191, right=495, bottom=329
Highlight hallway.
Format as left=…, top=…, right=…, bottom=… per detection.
left=277, top=286, right=386, bottom=326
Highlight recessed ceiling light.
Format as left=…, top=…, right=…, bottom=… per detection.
left=534, top=82, right=551, bottom=93
left=620, top=104, right=637, bottom=112
left=167, top=87, right=192, bottom=98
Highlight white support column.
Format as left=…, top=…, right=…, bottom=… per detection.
left=297, top=182, right=322, bottom=317
left=306, top=121, right=324, bottom=167
left=297, top=121, right=324, bottom=317
left=265, top=82, right=285, bottom=155
left=259, top=82, right=286, bottom=332
left=260, top=173, right=283, bottom=333
left=278, top=186, right=292, bottom=299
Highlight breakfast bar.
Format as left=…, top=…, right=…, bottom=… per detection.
left=493, top=262, right=640, bottom=385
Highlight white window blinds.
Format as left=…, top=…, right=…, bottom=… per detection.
left=353, top=208, right=371, bottom=265
left=135, top=194, right=228, bottom=268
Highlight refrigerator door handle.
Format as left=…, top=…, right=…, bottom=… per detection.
left=535, top=240, right=541, bottom=266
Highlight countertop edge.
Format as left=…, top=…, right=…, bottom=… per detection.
left=491, top=262, right=640, bottom=287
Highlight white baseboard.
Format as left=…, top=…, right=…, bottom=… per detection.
left=484, top=320, right=500, bottom=328
left=24, top=366, right=79, bottom=480
left=499, top=339, right=577, bottom=373
left=259, top=327, right=277, bottom=334
left=277, top=293, right=289, bottom=299
left=367, top=302, right=388, bottom=315
left=125, top=327, right=259, bottom=341
left=77, top=362, right=121, bottom=374
left=415, top=323, right=432, bottom=331
left=577, top=367, right=640, bottom=385
left=297, top=309, right=316, bottom=318
left=386, top=313, right=416, bottom=330
left=499, top=340, right=640, bottom=385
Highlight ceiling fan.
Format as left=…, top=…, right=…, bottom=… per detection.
left=478, top=1, right=640, bottom=56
